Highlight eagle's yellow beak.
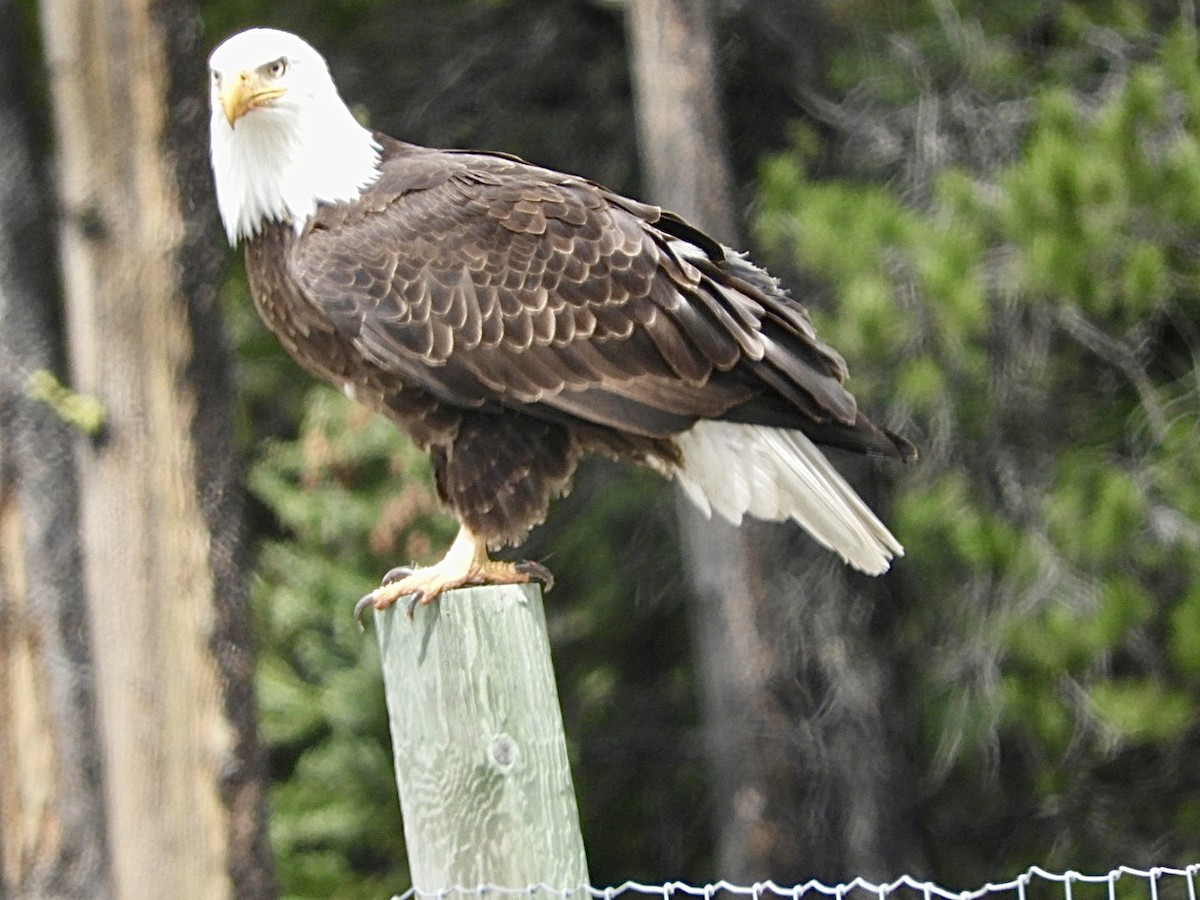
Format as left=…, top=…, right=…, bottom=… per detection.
left=219, top=71, right=286, bottom=127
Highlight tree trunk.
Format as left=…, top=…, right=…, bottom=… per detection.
left=627, top=0, right=739, bottom=243
left=626, top=0, right=924, bottom=881
left=34, top=2, right=273, bottom=897
left=0, top=1, right=113, bottom=895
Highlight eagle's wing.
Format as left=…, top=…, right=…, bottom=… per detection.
left=293, top=142, right=875, bottom=448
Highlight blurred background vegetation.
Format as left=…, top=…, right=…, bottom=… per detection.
left=205, top=0, right=1200, bottom=895
left=195, top=0, right=1200, bottom=895
left=9, top=0, right=1200, bottom=897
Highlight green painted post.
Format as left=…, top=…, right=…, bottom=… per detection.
left=374, top=583, right=589, bottom=895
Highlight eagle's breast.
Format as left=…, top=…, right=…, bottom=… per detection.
left=244, top=219, right=461, bottom=453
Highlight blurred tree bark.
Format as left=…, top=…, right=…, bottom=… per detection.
left=0, top=0, right=112, bottom=895
left=32, top=1, right=273, bottom=897
left=627, top=0, right=923, bottom=881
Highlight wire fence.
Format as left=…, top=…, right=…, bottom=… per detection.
left=391, top=862, right=1200, bottom=900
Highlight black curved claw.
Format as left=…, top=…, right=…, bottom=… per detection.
left=353, top=591, right=377, bottom=631
left=382, top=565, right=415, bottom=585
left=405, top=590, right=425, bottom=620
left=516, top=560, right=555, bottom=592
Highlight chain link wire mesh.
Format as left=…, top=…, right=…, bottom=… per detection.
left=391, top=863, right=1200, bottom=900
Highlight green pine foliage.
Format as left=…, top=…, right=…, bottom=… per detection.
left=205, top=0, right=1200, bottom=890
left=249, top=383, right=454, bottom=897
left=755, top=8, right=1200, bottom=878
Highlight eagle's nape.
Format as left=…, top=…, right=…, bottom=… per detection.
left=353, top=524, right=554, bottom=624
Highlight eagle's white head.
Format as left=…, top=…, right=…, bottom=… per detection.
left=208, top=28, right=381, bottom=245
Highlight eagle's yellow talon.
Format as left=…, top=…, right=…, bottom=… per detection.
left=353, top=525, right=554, bottom=627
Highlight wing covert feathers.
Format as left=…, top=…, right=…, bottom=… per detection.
left=250, top=136, right=913, bottom=559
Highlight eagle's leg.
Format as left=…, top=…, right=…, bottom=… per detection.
left=354, top=524, right=553, bottom=623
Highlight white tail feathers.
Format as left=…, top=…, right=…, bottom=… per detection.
left=673, top=421, right=903, bottom=575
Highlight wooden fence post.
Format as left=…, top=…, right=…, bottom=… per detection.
left=374, top=583, right=589, bottom=894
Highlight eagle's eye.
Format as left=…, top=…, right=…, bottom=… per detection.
left=210, top=69, right=221, bottom=87
left=265, top=57, right=288, bottom=79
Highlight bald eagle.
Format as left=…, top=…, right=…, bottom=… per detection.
left=208, top=28, right=915, bottom=617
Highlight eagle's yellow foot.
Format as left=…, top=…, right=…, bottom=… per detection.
left=354, top=525, right=553, bottom=626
